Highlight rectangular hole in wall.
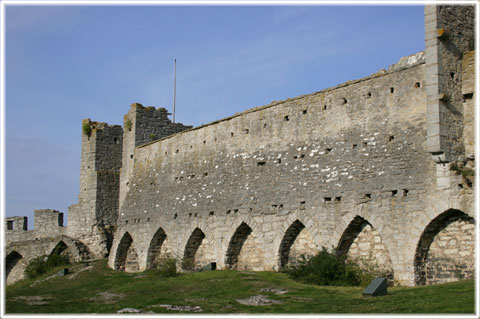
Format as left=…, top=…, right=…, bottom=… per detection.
left=324, top=197, right=331, bottom=203
left=257, top=161, right=266, bottom=167
left=390, top=87, right=394, bottom=93
left=204, top=172, right=208, bottom=177
left=226, top=210, right=231, bottom=214
left=209, top=211, right=214, bottom=216
left=272, top=204, right=277, bottom=208
left=7, top=221, right=13, bottom=230
left=300, top=201, right=306, bottom=210
left=284, top=115, right=289, bottom=121
left=403, top=189, right=409, bottom=196
left=391, top=190, right=398, bottom=197
left=243, top=129, right=249, bottom=134
left=464, top=93, right=473, bottom=101
left=325, top=148, right=332, bottom=154
left=302, top=109, right=307, bottom=115
left=335, top=196, right=341, bottom=202
left=234, top=209, right=238, bottom=213
left=365, top=193, right=371, bottom=199
left=353, top=144, right=357, bottom=149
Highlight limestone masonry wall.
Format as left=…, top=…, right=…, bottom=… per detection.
left=6, top=5, right=476, bottom=287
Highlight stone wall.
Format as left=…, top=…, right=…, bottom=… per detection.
left=109, top=53, right=444, bottom=285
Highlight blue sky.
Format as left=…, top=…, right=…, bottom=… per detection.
left=4, top=4, right=425, bottom=229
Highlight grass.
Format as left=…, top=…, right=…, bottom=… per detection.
left=6, top=259, right=475, bottom=314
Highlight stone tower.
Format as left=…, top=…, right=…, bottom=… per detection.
left=67, top=120, right=123, bottom=258
left=119, top=103, right=192, bottom=210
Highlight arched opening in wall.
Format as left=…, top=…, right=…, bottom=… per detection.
left=50, top=241, right=71, bottom=262
left=414, top=209, right=475, bottom=285
left=146, top=227, right=167, bottom=269
left=182, top=228, right=206, bottom=271
left=337, top=216, right=394, bottom=282
left=114, top=232, right=139, bottom=272
left=6, top=251, right=25, bottom=285
left=278, top=220, right=317, bottom=269
left=226, top=222, right=264, bottom=270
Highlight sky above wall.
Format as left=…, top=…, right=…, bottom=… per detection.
left=4, top=4, right=425, bottom=229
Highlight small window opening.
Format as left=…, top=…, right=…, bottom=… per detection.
left=403, top=189, right=409, bottom=196
left=204, top=172, right=208, bottom=177
left=335, top=196, right=342, bottom=202
left=257, top=161, right=266, bottom=166
left=279, top=204, right=283, bottom=209
left=125, top=220, right=128, bottom=224
left=365, top=193, right=371, bottom=199
left=284, top=115, right=289, bottom=121
left=189, top=213, right=192, bottom=217
left=147, top=218, right=150, bottom=222
left=174, top=213, right=177, bottom=219
left=367, top=92, right=372, bottom=98
left=7, top=221, right=13, bottom=230
left=194, top=213, right=198, bottom=217
left=463, top=93, right=473, bottom=101
left=209, top=211, right=214, bottom=216
left=342, top=98, right=347, bottom=105
left=450, top=72, right=455, bottom=80
left=323, top=104, right=327, bottom=110
left=353, top=144, right=357, bottom=149
left=300, top=201, right=306, bottom=210
left=325, top=148, right=332, bottom=154
left=203, top=140, right=206, bottom=144
left=231, top=132, right=234, bottom=137
left=324, top=197, right=332, bottom=202
left=234, top=209, right=238, bottom=213
left=458, top=183, right=464, bottom=189
left=272, top=204, right=278, bottom=208
left=226, top=210, right=231, bottom=214
left=130, top=154, right=133, bottom=159
left=390, top=87, right=394, bottom=93
left=302, top=109, right=307, bottom=115
left=391, top=190, right=398, bottom=197
left=414, top=82, right=421, bottom=88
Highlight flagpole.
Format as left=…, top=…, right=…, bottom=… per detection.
left=173, top=59, right=176, bottom=123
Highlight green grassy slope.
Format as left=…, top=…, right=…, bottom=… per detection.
left=5, top=260, right=475, bottom=314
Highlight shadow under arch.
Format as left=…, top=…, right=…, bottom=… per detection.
left=336, top=215, right=394, bottom=281
left=414, top=209, right=475, bottom=285
left=182, top=227, right=206, bottom=271
left=225, top=222, right=253, bottom=269
left=278, top=219, right=306, bottom=269
left=6, top=251, right=23, bottom=280
left=146, top=227, right=167, bottom=269
left=114, top=232, right=139, bottom=272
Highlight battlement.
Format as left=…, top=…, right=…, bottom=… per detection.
left=34, top=209, right=64, bottom=234
left=5, top=216, right=27, bottom=231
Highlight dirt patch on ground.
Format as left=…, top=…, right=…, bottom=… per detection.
left=11, top=295, right=53, bottom=305
left=91, top=291, right=126, bottom=304
left=148, top=304, right=203, bottom=312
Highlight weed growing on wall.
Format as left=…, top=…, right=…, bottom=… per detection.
left=82, top=122, right=92, bottom=137
left=125, top=119, right=133, bottom=131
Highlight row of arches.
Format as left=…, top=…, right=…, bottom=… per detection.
left=113, top=209, right=475, bottom=285
left=5, top=237, right=92, bottom=285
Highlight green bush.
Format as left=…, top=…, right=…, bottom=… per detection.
left=25, top=254, right=70, bottom=279
left=287, top=248, right=361, bottom=286
left=125, top=119, right=133, bottom=131
left=149, top=133, right=156, bottom=141
left=152, top=258, right=178, bottom=278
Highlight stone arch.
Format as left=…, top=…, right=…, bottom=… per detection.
left=6, top=251, right=26, bottom=285
left=337, top=215, right=394, bottom=281
left=414, top=209, right=475, bottom=285
left=49, top=240, right=70, bottom=261
left=225, top=221, right=264, bottom=270
left=113, top=232, right=139, bottom=272
left=182, top=227, right=206, bottom=271
left=146, top=227, right=167, bottom=269
left=278, top=219, right=317, bottom=269
left=48, top=236, right=91, bottom=262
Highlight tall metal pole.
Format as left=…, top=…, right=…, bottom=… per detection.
left=173, top=59, right=176, bottom=123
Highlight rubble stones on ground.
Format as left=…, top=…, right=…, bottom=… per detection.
left=236, top=295, right=284, bottom=306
